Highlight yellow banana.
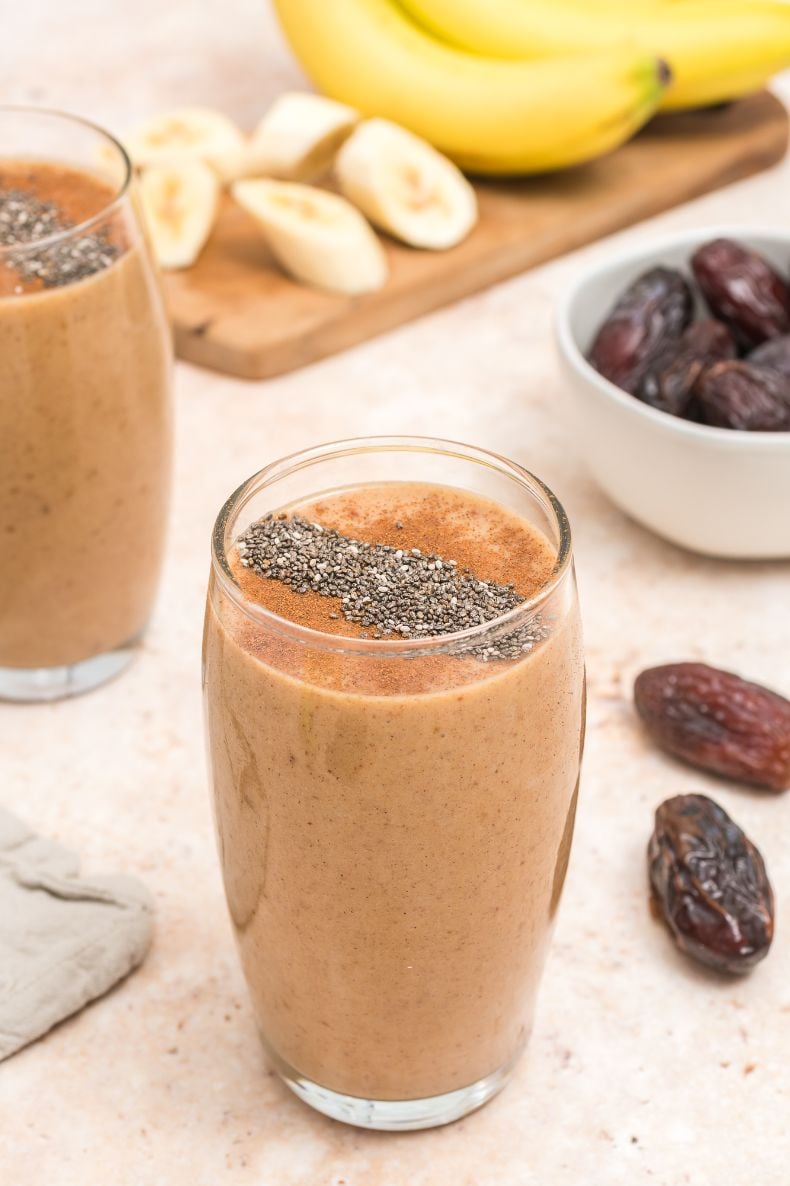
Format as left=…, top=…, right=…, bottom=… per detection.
left=272, top=0, right=666, bottom=175
left=397, top=0, right=790, bottom=110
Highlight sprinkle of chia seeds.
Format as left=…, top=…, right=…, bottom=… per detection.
left=0, top=190, right=62, bottom=245
left=237, top=514, right=547, bottom=661
left=0, top=188, right=119, bottom=288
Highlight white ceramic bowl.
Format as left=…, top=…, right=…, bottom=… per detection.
left=555, top=225, right=790, bottom=558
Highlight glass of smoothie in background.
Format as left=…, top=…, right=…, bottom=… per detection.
left=0, top=107, right=172, bottom=701
left=203, top=437, right=585, bottom=1130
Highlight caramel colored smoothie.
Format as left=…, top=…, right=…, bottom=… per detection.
left=0, top=160, right=171, bottom=671
left=204, top=482, right=585, bottom=1103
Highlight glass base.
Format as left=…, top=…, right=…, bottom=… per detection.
left=270, top=1045, right=522, bottom=1131
left=0, top=640, right=139, bottom=703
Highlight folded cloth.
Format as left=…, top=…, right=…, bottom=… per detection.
left=0, top=807, right=153, bottom=1060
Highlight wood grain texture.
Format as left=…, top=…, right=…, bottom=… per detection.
left=164, top=91, right=788, bottom=380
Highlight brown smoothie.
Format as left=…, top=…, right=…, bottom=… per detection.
left=0, top=161, right=171, bottom=670
left=204, top=483, right=585, bottom=1101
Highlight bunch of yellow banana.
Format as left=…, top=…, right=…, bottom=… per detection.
left=397, top=0, right=790, bottom=111
left=272, top=0, right=790, bottom=175
left=272, top=0, right=667, bottom=174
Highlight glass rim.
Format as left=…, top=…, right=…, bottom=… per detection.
left=210, top=435, right=574, bottom=658
left=0, top=105, right=132, bottom=259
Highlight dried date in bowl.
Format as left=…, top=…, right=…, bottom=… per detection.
left=691, top=238, right=790, bottom=350
left=697, top=361, right=790, bottom=432
left=648, top=793, right=774, bottom=973
left=638, top=318, right=735, bottom=418
left=635, top=663, right=790, bottom=791
left=748, top=333, right=790, bottom=376
left=586, top=266, right=693, bottom=394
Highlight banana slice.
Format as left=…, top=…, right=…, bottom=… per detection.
left=139, top=161, right=220, bottom=270
left=247, top=92, right=360, bottom=181
left=231, top=179, right=388, bottom=295
left=336, top=119, right=477, bottom=250
left=124, top=107, right=247, bottom=183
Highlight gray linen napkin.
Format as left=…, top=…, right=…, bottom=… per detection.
left=0, top=807, right=153, bottom=1060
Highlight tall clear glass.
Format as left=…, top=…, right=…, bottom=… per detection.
left=203, top=437, right=585, bottom=1130
left=0, top=107, right=172, bottom=700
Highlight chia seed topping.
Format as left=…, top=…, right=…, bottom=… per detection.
left=0, top=190, right=62, bottom=245
left=0, top=188, right=119, bottom=288
left=237, top=514, right=548, bottom=662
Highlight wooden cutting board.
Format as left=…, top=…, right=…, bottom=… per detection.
left=164, top=91, right=788, bottom=380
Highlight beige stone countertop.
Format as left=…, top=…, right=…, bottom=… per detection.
left=3, top=3, right=790, bottom=1182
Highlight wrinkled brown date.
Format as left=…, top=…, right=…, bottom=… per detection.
left=748, top=333, right=790, bottom=376
left=639, top=318, right=735, bottom=417
left=635, top=663, right=790, bottom=791
left=649, top=794, right=774, bottom=973
left=691, top=238, right=790, bottom=349
left=587, top=266, right=693, bottom=393
left=697, top=360, right=790, bottom=431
